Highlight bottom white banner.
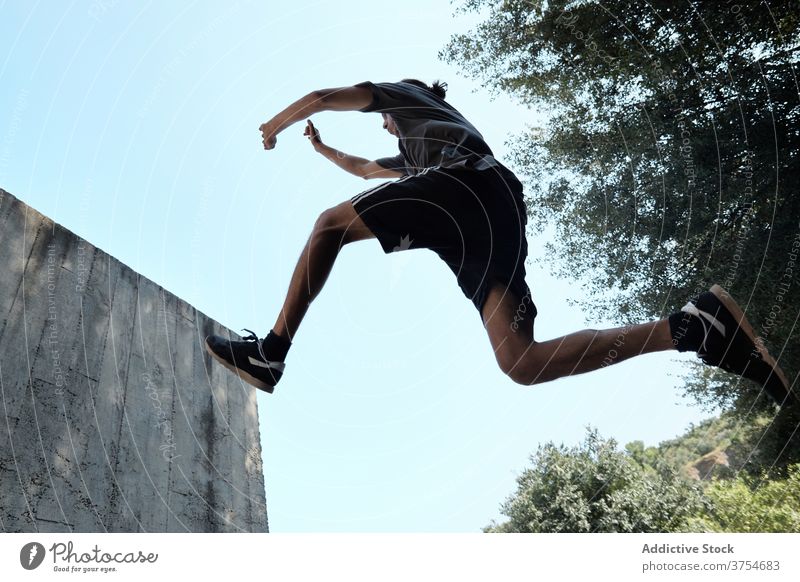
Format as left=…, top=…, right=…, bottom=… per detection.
left=2, top=533, right=799, bottom=581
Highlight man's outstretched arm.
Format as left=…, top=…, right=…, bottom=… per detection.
left=303, top=120, right=403, bottom=180
left=259, top=85, right=373, bottom=150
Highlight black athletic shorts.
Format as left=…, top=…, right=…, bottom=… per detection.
left=350, top=164, right=535, bottom=321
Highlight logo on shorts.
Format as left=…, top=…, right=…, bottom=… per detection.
left=390, top=234, right=414, bottom=290
left=391, top=234, right=413, bottom=253
left=20, top=542, right=46, bottom=570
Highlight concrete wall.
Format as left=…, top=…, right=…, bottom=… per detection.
left=0, top=188, right=268, bottom=533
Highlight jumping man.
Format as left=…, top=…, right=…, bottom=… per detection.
left=204, top=79, right=794, bottom=407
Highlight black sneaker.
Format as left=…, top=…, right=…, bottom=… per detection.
left=205, top=329, right=285, bottom=393
left=670, top=285, right=795, bottom=407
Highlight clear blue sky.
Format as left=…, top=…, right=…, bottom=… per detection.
left=0, top=0, right=713, bottom=532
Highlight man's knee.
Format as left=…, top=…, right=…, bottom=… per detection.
left=314, top=206, right=343, bottom=234
left=496, top=345, right=551, bottom=386
left=313, top=203, right=372, bottom=245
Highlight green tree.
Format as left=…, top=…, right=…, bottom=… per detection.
left=681, top=464, right=800, bottom=532
left=442, top=0, right=800, bottom=463
left=486, top=428, right=704, bottom=532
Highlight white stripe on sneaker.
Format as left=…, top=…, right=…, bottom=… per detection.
left=681, top=302, right=726, bottom=336
left=247, top=356, right=285, bottom=372
left=681, top=301, right=727, bottom=355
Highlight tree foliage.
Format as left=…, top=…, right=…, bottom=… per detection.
left=487, top=424, right=800, bottom=533
left=442, top=1, right=800, bottom=421
left=485, top=428, right=705, bottom=532
left=681, top=464, right=800, bottom=532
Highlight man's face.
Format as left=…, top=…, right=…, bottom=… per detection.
left=382, top=113, right=399, bottom=137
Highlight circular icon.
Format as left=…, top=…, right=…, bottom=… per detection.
left=20, top=542, right=46, bottom=570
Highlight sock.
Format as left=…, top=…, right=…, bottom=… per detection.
left=261, top=329, right=292, bottom=361
left=668, top=310, right=703, bottom=352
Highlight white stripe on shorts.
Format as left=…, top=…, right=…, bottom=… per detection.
left=350, top=166, right=440, bottom=205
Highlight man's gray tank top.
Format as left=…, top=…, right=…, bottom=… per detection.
left=356, top=81, right=502, bottom=177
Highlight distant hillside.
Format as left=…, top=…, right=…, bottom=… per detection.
left=627, top=410, right=797, bottom=481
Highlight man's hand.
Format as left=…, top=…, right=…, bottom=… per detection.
left=259, top=121, right=278, bottom=150
left=303, top=120, right=323, bottom=150
left=257, top=86, right=371, bottom=153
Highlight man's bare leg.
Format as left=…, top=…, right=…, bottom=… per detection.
left=481, top=283, right=675, bottom=384
left=204, top=200, right=374, bottom=392
left=272, top=200, right=374, bottom=341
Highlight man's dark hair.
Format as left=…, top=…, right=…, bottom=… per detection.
left=400, top=78, right=448, bottom=99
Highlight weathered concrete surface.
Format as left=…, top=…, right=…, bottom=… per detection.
left=0, top=188, right=268, bottom=532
